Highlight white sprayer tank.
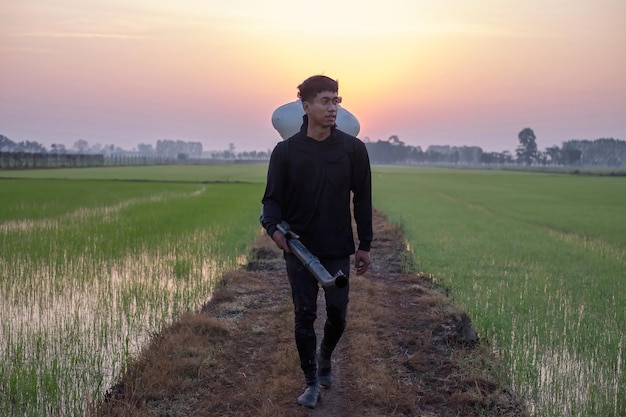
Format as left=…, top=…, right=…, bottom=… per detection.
left=271, top=100, right=360, bottom=140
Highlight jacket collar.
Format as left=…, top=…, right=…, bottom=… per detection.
left=299, top=114, right=337, bottom=136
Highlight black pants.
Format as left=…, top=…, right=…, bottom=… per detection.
left=284, top=253, right=350, bottom=383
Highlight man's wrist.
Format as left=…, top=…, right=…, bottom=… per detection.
left=266, top=224, right=278, bottom=238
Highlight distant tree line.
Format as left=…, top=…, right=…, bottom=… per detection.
left=1, top=135, right=133, bottom=156
left=0, top=152, right=105, bottom=169
left=0, top=135, right=191, bottom=169
left=0, top=135, right=271, bottom=169
left=0, top=135, right=269, bottom=161
left=364, top=129, right=626, bottom=167
left=364, top=135, right=498, bottom=165
left=154, top=140, right=202, bottom=159
left=3, top=129, right=625, bottom=169
left=0, top=135, right=204, bottom=158
left=0, top=151, right=183, bottom=170
left=206, top=143, right=270, bottom=160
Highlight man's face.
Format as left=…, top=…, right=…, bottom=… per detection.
left=303, top=91, right=342, bottom=129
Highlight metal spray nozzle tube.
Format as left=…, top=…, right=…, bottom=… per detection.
left=277, top=222, right=348, bottom=289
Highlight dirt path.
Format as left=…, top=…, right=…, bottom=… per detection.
left=93, top=210, right=528, bottom=417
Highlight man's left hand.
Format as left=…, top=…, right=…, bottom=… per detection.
left=355, top=250, right=371, bottom=275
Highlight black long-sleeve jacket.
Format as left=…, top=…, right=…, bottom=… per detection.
left=261, top=116, right=373, bottom=258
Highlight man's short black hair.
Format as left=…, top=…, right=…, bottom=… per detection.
left=298, top=75, right=338, bottom=103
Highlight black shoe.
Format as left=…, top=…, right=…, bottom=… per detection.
left=297, top=385, right=321, bottom=408
left=316, top=349, right=332, bottom=388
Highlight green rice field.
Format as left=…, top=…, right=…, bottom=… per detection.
left=373, top=166, right=625, bottom=417
left=1, top=164, right=624, bottom=416
left=0, top=166, right=266, bottom=416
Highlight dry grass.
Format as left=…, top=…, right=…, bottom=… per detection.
left=89, top=210, right=528, bottom=417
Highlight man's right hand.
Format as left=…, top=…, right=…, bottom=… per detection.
left=271, top=230, right=292, bottom=253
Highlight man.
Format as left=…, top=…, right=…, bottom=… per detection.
left=260, top=75, right=373, bottom=408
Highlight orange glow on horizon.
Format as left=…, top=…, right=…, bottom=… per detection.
left=1, top=0, right=625, bottom=151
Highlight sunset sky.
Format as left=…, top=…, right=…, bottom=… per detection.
left=1, top=0, right=625, bottom=153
